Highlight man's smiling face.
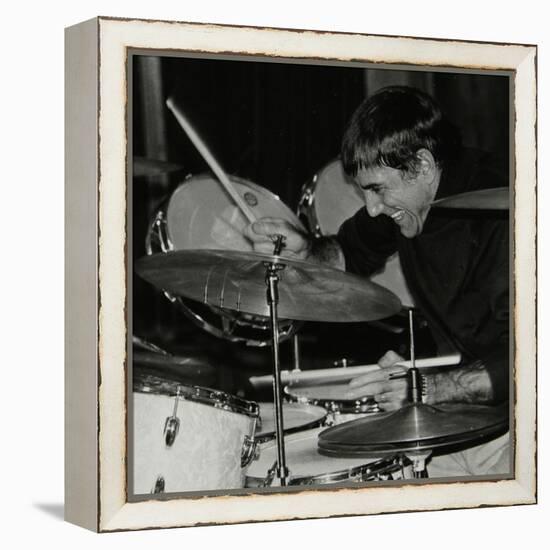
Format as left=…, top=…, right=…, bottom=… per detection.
left=355, top=153, right=440, bottom=238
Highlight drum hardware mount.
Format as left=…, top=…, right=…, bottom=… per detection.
left=291, top=334, right=301, bottom=373
left=260, top=461, right=290, bottom=488
left=390, top=369, right=432, bottom=478
left=241, top=435, right=261, bottom=468
left=261, top=460, right=279, bottom=487
left=153, top=476, right=165, bottom=494
left=394, top=311, right=432, bottom=477
left=257, top=454, right=408, bottom=487
left=264, top=234, right=291, bottom=487
left=384, top=370, right=432, bottom=479
left=163, top=387, right=182, bottom=447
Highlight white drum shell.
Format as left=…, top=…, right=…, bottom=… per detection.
left=133, top=391, right=257, bottom=494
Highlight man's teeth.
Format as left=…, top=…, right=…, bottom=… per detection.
left=391, top=210, right=405, bottom=221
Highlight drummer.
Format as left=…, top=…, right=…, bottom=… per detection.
left=244, top=86, right=509, bottom=477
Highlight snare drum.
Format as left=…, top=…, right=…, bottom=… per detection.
left=133, top=373, right=259, bottom=495
left=298, top=159, right=414, bottom=307
left=285, top=381, right=379, bottom=423
left=256, top=402, right=327, bottom=443
left=146, top=173, right=305, bottom=346
left=246, top=428, right=406, bottom=487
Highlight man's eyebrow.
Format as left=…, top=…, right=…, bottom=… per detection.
left=357, top=182, right=382, bottom=190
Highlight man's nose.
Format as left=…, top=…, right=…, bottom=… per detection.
left=365, top=191, right=385, bottom=217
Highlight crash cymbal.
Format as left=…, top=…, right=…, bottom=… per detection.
left=135, top=249, right=402, bottom=322
left=432, top=187, right=509, bottom=210
left=133, top=156, right=186, bottom=177
left=318, top=402, right=508, bottom=456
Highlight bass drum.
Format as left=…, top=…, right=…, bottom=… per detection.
left=298, top=160, right=415, bottom=308
left=146, top=173, right=305, bottom=346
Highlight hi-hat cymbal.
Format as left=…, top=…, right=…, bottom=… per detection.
left=432, top=188, right=509, bottom=210
left=318, top=402, right=508, bottom=456
left=135, top=249, right=402, bottom=322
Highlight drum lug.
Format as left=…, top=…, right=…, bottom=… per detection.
left=164, top=416, right=180, bottom=447
left=164, top=388, right=182, bottom=447
left=152, top=476, right=165, bottom=494
left=241, top=435, right=260, bottom=468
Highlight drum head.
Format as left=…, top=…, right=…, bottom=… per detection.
left=311, top=160, right=363, bottom=235
left=256, top=402, right=327, bottom=441
left=167, top=174, right=304, bottom=251
left=246, top=428, right=399, bottom=485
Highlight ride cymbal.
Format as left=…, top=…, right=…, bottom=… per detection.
left=135, top=249, right=402, bottom=322
left=432, top=188, right=509, bottom=210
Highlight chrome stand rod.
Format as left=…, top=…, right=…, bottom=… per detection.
left=266, top=266, right=289, bottom=486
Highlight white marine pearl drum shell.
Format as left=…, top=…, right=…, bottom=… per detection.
left=133, top=389, right=257, bottom=495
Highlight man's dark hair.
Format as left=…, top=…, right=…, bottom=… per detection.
left=341, top=86, right=461, bottom=177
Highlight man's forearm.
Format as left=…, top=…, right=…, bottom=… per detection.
left=424, top=361, right=495, bottom=405
left=308, top=237, right=346, bottom=270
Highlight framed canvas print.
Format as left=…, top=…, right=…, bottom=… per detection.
left=65, top=16, right=537, bottom=532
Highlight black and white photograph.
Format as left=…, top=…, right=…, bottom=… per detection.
left=60, top=13, right=537, bottom=534
left=130, top=53, right=512, bottom=497
left=4, top=0, right=548, bottom=543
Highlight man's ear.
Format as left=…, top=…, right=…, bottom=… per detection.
left=415, top=149, right=437, bottom=183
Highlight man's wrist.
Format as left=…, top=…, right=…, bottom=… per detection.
left=422, top=373, right=436, bottom=405
left=421, top=362, right=494, bottom=405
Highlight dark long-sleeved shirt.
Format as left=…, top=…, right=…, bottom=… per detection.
left=336, top=148, right=509, bottom=403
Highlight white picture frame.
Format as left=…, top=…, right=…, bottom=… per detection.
left=65, top=16, right=536, bottom=532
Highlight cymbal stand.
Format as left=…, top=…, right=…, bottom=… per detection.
left=264, top=235, right=290, bottom=486
left=404, top=310, right=431, bottom=478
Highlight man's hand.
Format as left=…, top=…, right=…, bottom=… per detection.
left=243, top=217, right=311, bottom=259
left=347, top=350, right=409, bottom=411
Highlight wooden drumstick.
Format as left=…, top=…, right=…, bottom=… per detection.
left=166, top=97, right=257, bottom=224
left=249, top=353, right=461, bottom=388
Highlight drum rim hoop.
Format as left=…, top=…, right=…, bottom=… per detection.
left=135, top=380, right=259, bottom=418
left=166, top=172, right=301, bottom=230
left=246, top=454, right=403, bottom=486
